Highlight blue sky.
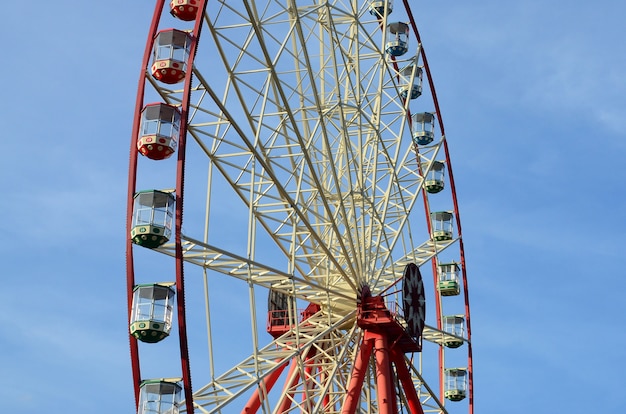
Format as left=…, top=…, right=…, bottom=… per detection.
left=1, top=0, right=625, bottom=413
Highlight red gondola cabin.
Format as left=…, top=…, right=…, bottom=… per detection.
left=169, top=0, right=199, bottom=21
left=150, top=29, right=191, bottom=84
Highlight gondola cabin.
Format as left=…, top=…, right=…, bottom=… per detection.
left=385, top=22, right=409, bottom=56
left=138, top=103, right=181, bottom=160
left=151, top=29, right=191, bottom=84
left=267, top=288, right=297, bottom=338
left=130, top=283, right=175, bottom=343
left=437, top=262, right=461, bottom=296
left=368, top=0, right=393, bottom=16
left=138, top=379, right=182, bottom=414
left=442, top=315, right=465, bottom=348
left=411, top=112, right=435, bottom=145
left=131, top=190, right=175, bottom=248
left=169, top=0, right=199, bottom=21
left=425, top=160, right=445, bottom=193
left=444, top=368, right=468, bottom=402
left=430, top=211, right=453, bottom=241
left=400, top=62, right=422, bottom=100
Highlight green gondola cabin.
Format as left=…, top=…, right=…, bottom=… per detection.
left=437, top=262, right=461, bottom=296
left=425, top=160, right=445, bottom=193
left=430, top=211, right=453, bottom=241
left=130, top=283, right=175, bottom=343
left=444, top=368, right=468, bottom=401
left=443, top=315, right=465, bottom=348
left=131, top=190, right=175, bottom=248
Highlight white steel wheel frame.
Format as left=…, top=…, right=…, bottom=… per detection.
left=130, top=0, right=473, bottom=413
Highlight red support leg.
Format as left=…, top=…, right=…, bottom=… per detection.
left=276, top=358, right=300, bottom=413
left=276, top=345, right=317, bottom=413
left=390, top=348, right=424, bottom=414
left=242, top=361, right=289, bottom=413
left=300, top=347, right=319, bottom=411
left=371, top=331, right=397, bottom=414
left=341, top=335, right=374, bottom=413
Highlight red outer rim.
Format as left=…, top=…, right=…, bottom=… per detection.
left=403, top=0, right=474, bottom=411
left=126, top=1, right=208, bottom=412
left=126, top=0, right=166, bottom=407
left=173, top=1, right=209, bottom=412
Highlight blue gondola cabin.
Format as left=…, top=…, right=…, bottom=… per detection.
left=400, top=62, right=422, bottom=100
left=368, top=0, right=393, bottom=16
left=385, top=22, right=409, bottom=56
left=411, top=112, right=435, bottom=146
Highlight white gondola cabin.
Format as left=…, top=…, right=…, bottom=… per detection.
left=138, top=103, right=181, bottom=160
left=437, top=262, right=461, bottom=296
left=431, top=211, right=453, bottom=241
left=151, top=29, right=191, bottom=84
left=130, top=283, right=175, bottom=343
left=368, top=0, right=393, bottom=16
left=138, top=379, right=182, bottom=414
left=400, top=62, right=423, bottom=100
left=385, top=22, right=409, bottom=56
left=131, top=190, right=175, bottom=248
left=444, top=368, right=468, bottom=402
left=425, top=160, right=445, bottom=193
left=411, top=112, right=435, bottom=146
left=169, top=0, right=199, bottom=21
left=443, top=315, right=465, bottom=348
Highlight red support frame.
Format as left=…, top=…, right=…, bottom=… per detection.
left=341, top=294, right=425, bottom=414
left=341, top=327, right=425, bottom=414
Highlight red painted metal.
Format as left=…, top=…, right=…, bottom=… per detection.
left=342, top=294, right=426, bottom=414
left=390, top=348, right=424, bottom=414
left=275, top=346, right=318, bottom=413
left=341, top=334, right=374, bottom=413
left=275, top=358, right=299, bottom=413
left=357, top=294, right=421, bottom=353
left=173, top=2, right=210, bottom=413
left=266, top=303, right=321, bottom=339
left=371, top=331, right=396, bottom=414
left=126, top=0, right=167, bottom=407
left=242, top=361, right=290, bottom=413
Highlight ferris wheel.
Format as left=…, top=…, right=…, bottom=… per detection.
left=126, top=1, right=474, bottom=413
